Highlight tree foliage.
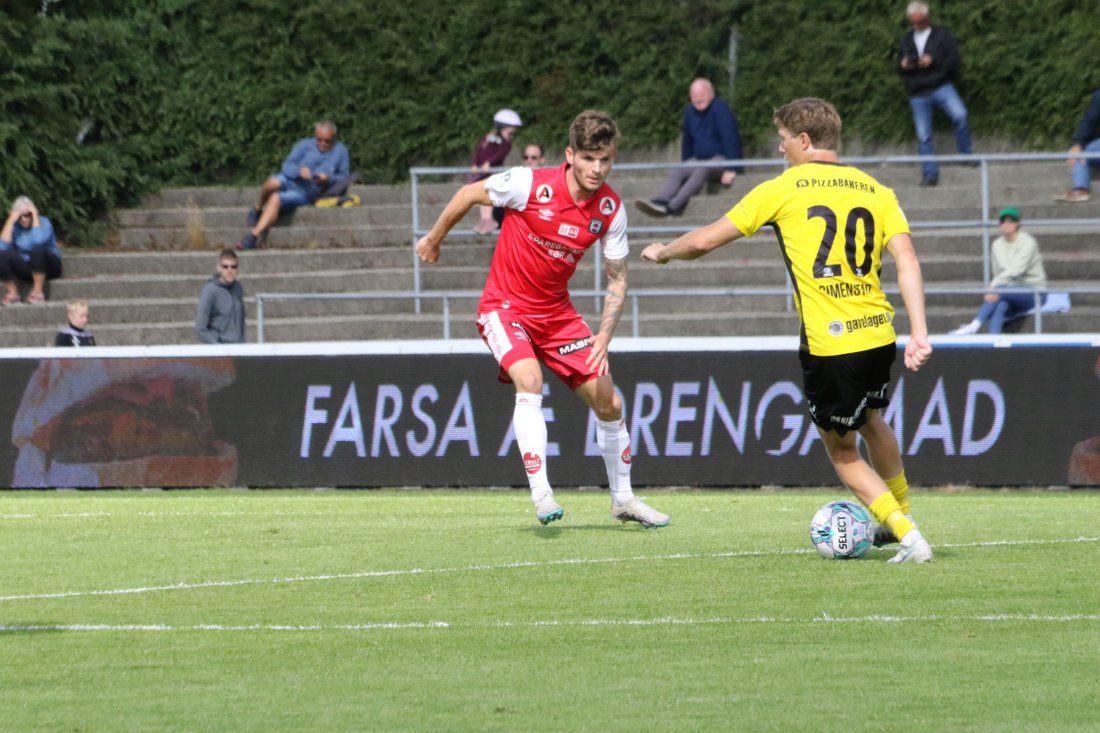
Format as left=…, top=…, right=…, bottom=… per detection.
left=2, top=0, right=1098, bottom=245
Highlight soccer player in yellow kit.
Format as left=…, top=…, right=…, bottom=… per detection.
left=641, top=98, right=934, bottom=563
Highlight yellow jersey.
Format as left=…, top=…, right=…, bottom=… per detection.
left=726, top=162, right=909, bottom=356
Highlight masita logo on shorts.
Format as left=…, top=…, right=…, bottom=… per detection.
left=523, top=452, right=542, bottom=475
left=557, top=337, right=590, bottom=355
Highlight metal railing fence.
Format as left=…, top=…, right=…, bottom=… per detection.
left=255, top=285, right=1099, bottom=343
left=255, top=150, right=1100, bottom=342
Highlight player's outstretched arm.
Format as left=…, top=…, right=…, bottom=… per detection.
left=415, top=182, right=493, bottom=263
left=887, top=232, right=933, bottom=371
left=639, top=217, right=743, bottom=264
left=587, top=256, right=628, bottom=376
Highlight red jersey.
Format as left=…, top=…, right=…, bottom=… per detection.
left=481, top=162, right=628, bottom=316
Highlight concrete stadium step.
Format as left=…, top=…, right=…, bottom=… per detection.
left=47, top=268, right=420, bottom=301
left=60, top=248, right=419, bottom=277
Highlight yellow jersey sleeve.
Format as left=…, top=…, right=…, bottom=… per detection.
left=725, top=163, right=910, bottom=356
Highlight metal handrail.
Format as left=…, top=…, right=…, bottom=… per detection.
left=255, top=285, right=1096, bottom=343
left=409, top=150, right=1100, bottom=304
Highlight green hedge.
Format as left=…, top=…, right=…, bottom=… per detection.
left=2, top=0, right=1099, bottom=245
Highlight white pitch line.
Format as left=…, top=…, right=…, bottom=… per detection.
left=1, top=614, right=1098, bottom=634
left=0, top=536, right=1096, bottom=604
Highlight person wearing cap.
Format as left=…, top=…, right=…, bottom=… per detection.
left=468, top=109, right=523, bottom=235
left=949, top=207, right=1047, bottom=335
left=635, top=78, right=743, bottom=218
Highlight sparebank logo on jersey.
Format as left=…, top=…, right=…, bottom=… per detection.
left=535, top=184, right=554, bottom=203
left=599, top=197, right=616, bottom=215
left=557, top=223, right=580, bottom=239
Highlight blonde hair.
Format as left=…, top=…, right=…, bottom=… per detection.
left=773, top=98, right=842, bottom=151
left=66, top=299, right=89, bottom=315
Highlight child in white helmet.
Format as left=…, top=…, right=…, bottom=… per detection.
left=468, top=109, right=522, bottom=234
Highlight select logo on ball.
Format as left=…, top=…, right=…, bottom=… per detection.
left=523, top=452, right=542, bottom=475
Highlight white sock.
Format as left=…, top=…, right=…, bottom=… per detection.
left=513, top=393, right=550, bottom=498
left=596, top=417, right=634, bottom=505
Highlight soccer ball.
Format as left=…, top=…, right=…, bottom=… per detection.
left=809, top=500, right=874, bottom=560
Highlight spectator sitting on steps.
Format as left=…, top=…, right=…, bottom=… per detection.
left=0, top=195, right=62, bottom=306
left=1053, top=88, right=1100, bottom=203
left=239, top=120, right=352, bottom=250
left=948, top=207, right=1047, bottom=335
left=635, top=78, right=743, bottom=218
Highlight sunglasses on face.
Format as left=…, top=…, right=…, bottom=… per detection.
left=220, top=263, right=238, bottom=270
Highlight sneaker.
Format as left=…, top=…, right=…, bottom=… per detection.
left=872, top=524, right=898, bottom=547
left=611, top=498, right=669, bottom=528
left=23, top=291, right=46, bottom=305
left=245, top=207, right=260, bottom=227
left=634, top=199, right=668, bottom=217
left=238, top=232, right=258, bottom=251
left=0, top=292, right=21, bottom=306
left=1053, top=189, right=1090, bottom=203
left=948, top=320, right=981, bottom=336
left=888, top=535, right=933, bottom=564
left=533, top=491, right=564, bottom=525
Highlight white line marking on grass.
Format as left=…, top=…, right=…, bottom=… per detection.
left=0, top=536, right=1095, bottom=604
left=0, top=511, right=324, bottom=520
left=1, top=614, right=1097, bottom=634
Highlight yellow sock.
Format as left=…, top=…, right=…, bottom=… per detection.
left=884, top=472, right=911, bottom=515
left=869, top=491, right=915, bottom=541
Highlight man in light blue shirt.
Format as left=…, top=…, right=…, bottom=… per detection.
left=239, top=120, right=350, bottom=250
left=0, top=196, right=62, bottom=305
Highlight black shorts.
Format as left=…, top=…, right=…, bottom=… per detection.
left=799, top=343, right=896, bottom=436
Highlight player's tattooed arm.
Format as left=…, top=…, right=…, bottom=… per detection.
left=599, top=256, right=628, bottom=338
left=586, top=256, right=627, bottom=376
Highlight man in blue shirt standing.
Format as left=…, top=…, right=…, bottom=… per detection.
left=635, top=78, right=743, bottom=217
left=239, top=120, right=351, bottom=250
left=0, top=196, right=62, bottom=305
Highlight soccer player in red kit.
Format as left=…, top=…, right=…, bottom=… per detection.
left=415, top=110, right=669, bottom=528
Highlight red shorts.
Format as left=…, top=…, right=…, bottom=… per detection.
left=476, top=308, right=599, bottom=390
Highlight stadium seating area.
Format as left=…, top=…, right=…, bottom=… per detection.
left=0, top=157, right=1097, bottom=347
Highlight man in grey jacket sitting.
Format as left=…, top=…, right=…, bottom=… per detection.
left=196, top=249, right=246, bottom=344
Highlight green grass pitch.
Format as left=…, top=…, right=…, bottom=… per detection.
left=1, top=488, right=1097, bottom=732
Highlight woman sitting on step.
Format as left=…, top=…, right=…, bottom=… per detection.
left=0, top=195, right=62, bottom=306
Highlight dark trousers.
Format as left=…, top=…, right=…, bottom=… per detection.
left=0, top=246, right=63, bottom=282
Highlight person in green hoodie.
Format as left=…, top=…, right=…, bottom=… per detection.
left=949, top=207, right=1047, bottom=335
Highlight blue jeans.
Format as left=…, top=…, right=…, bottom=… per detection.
left=909, top=82, right=972, bottom=181
left=1070, top=138, right=1100, bottom=190
left=975, top=290, right=1046, bottom=334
